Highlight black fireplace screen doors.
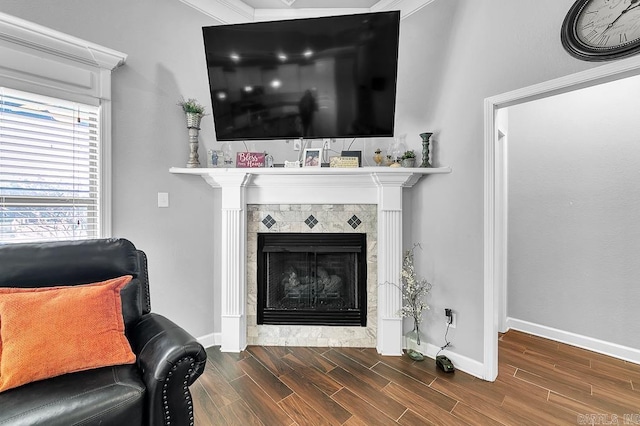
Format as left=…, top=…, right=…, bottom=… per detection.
left=257, top=233, right=367, bottom=326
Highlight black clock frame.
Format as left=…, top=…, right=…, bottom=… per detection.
left=561, top=0, right=640, bottom=61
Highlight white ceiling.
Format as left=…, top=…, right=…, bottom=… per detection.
left=179, top=0, right=435, bottom=23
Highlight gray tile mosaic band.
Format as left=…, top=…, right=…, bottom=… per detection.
left=348, top=215, right=362, bottom=229
left=304, top=215, right=318, bottom=229
left=262, top=214, right=276, bottom=229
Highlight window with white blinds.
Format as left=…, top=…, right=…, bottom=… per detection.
left=0, top=87, right=101, bottom=243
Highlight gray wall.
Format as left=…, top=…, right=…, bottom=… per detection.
left=0, top=0, right=604, bottom=365
left=507, top=75, right=640, bottom=348
left=405, top=0, right=595, bottom=361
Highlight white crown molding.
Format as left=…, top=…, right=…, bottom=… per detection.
left=253, top=8, right=371, bottom=21
left=180, top=0, right=434, bottom=22
left=372, top=0, right=437, bottom=19
left=0, top=11, right=126, bottom=70
left=178, top=0, right=254, bottom=23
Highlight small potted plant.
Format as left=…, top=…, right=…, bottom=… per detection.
left=401, top=150, right=416, bottom=168
left=178, top=98, right=207, bottom=129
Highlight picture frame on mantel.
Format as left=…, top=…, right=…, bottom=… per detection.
left=207, top=150, right=224, bottom=168
left=303, top=148, right=322, bottom=167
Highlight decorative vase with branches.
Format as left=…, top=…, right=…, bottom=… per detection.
left=399, top=244, right=432, bottom=346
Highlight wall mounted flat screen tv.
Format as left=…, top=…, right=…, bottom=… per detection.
left=202, top=11, right=400, bottom=141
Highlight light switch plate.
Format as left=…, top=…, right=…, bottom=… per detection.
left=157, top=192, right=169, bottom=208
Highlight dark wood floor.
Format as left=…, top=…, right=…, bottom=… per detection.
left=191, top=330, right=640, bottom=425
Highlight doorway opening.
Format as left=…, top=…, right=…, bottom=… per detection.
left=483, top=56, right=640, bottom=381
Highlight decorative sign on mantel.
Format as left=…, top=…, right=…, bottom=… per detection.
left=284, top=160, right=301, bottom=168
left=236, top=152, right=265, bottom=168
left=329, top=156, right=359, bottom=168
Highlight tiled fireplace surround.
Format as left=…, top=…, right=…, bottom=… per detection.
left=247, top=203, right=378, bottom=347
left=170, top=167, right=449, bottom=355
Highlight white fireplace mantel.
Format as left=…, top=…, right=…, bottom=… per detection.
left=170, top=166, right=451, bottom=355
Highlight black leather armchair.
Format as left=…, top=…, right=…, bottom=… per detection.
left=0, top=238, right=207, bottom=426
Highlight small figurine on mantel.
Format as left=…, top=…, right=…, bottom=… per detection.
left=373, top=149, right=384, bottom=166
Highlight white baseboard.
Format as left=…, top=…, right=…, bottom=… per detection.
left=198, top=332, right=487, bottom=378
left=506, top=317, right=640, bottom=365
left=404, top=336, right=485, bottom=380
left=197, top=332, right=220, bottom=348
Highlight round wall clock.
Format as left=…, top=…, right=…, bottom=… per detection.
left=561, top=0, right=640, bottom=61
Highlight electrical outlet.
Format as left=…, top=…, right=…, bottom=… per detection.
left=445, top=308, right=457, bottom=329
left=293, top=139, right=301, bottom=151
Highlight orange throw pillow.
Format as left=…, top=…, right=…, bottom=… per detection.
left=0, top=276, right=136, bottom=393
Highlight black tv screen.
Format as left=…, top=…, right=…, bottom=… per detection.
left=202, top=11, right=400, bottom=141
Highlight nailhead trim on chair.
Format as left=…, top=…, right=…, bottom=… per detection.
left=140, top=252, right=151, bottom=312
left=162, top=356, right=196, bottom=426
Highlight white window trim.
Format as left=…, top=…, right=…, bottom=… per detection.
left=0, top=12, right=127, bottom=238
